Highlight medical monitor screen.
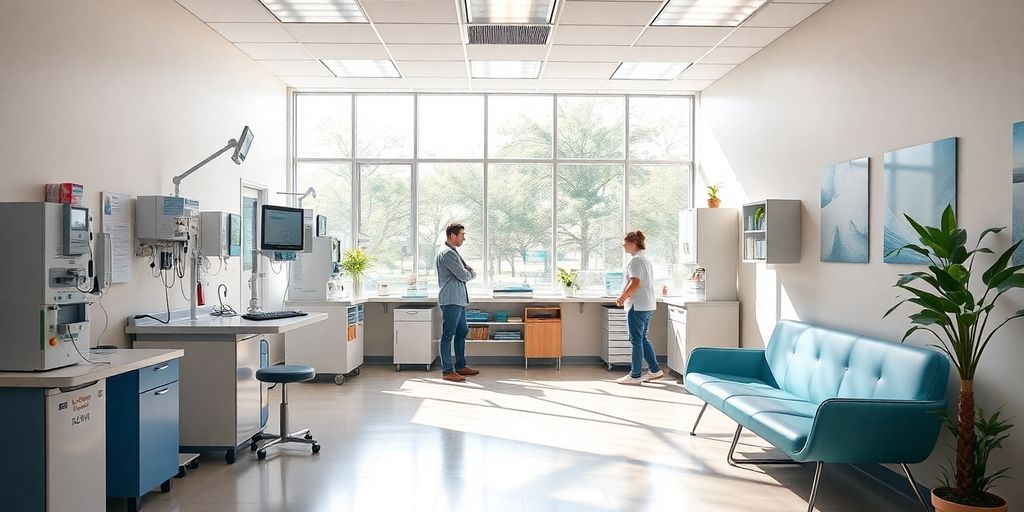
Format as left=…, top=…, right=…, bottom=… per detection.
left=260, top=205, right=304, bottom=251
left=232, top=126, right=254, bottom=164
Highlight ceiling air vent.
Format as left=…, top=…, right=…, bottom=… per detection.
left=467, top=25, right=550, bottom=45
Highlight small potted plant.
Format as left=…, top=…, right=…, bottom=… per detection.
left=754, top=206, right=765, bottom=230
left=556, top=267, right=580, bottom=297
left=340, top=247, right=372, bottom=299
left=706, top=183, right=722, bottom=208
left=885, top=205, right=1022, bottom=512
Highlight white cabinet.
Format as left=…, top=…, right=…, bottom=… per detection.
left=679, top=208, right=738, bottom=301
left=600, top=306, right=630, bottom=371
left=742, top=200, right=801, bottom=263
left=283, top=301, right=364, bottom=384
left=393, top=305, right=437, bottom=371
left=666, top=301, right=739, bottom=375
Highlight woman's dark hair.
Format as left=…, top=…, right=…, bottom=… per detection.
left=624, top=230, right=646, bottom=250
left=445, top=223, right=465, bottom=238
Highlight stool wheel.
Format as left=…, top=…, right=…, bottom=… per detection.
left=257, top=449, right=267, bottom=460
left=304, top=432, right=313, bottom=440
left=250, top=441, right=259, bottom=451
left=312, top=443, right=321, bottom=454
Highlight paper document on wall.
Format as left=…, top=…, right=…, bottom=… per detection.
left=101, top=192, right=133, bottom=283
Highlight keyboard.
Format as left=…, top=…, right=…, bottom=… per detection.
left=242, top=310, right=308, bottom=321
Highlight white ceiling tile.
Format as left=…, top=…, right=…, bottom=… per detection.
left=548, top=45, right=629, bottom=62
left=538, top=79, right=606, bottom=91
left=173, top=0, right=276, bottom=22
left=208, top=23, right=295, bottom=43
left=375, top=24, right=462, bottom=44
left=699, top=46, right=760, bottom=64
left=600, top=79, right=669, bottom=91
left=625, top=46, right=709, bottom=62
left=258, top=60, right=333, bottom=76
left=397, top=61, right=468, bottom=78
left=360, top=0, right=458, bottom=23
left=635, top=27, right=732, bottom=47
left=282, top=23, right=381, bottom=43
left=552, top=26, right=645, bottom=46
left=339, top=78, right=411, bottom=89
left=388, top=44, right=466, bottom=60
left=279, top=76, right=347, bottom=88
left=679, top=63, right=735, bottom=80
left=542, top=61, right=619, bottom=79
left=304, top=43, right=390, bottom=60
left=559, top=2, right=662, bottom=26
left=719, top=27, right=788, bottom=47
left=776, top=0, right=829, bottom=2
left=235, top=42, right=315, bottom=60
left=471, top=79, right=541, bottom=90
left=405, top=77, right=472, bottom=90
left=465, top=45, right=549, bottom=61
left=745, top=2, right=825, bottom=27
left=667, top=79, right=714, bottom=91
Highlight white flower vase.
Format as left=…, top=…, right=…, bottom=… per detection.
left=563, top=286, right=575, bottom=298
left=352, top=275, right=363, bottom=299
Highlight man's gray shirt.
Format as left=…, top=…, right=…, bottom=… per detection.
left=436, top=243, right=476, bottom=307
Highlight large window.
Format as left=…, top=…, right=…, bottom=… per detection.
left=293, top=93, right=693, bottom=291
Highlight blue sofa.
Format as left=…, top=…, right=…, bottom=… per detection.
left=684, top=320, right=949, bottom=512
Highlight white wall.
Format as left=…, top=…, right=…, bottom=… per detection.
left=700, top=0, right=1024, bottom=502
left=0, top=0, right=288, bottom=348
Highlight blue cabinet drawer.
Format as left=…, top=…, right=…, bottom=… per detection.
left=138, top=381, right=179, bottom=493
left=138, top=359, right=179, bottom=393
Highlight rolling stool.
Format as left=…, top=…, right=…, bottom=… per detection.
left=252, top=365, right=321, bottom=460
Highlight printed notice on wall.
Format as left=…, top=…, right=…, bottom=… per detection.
left=102, top=192, right=133, bottom=283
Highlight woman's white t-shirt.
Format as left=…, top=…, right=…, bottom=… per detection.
left=625, top=250, right=656, bottom=312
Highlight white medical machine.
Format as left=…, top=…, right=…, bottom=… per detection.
left=0, top=202, right=95, bottom=371
left=288, top=235, right=341, bottom=301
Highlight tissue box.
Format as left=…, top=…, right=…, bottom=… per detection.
left=45, top=183, right=84, bottom=205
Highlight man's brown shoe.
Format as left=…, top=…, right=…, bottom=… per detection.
left=442, top=372, right=466, bottom=382
left=455, top=367, right=480, bottom=376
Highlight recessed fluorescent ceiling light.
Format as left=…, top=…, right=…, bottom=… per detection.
left=259, top=0, right=367, bottom=23
left=470, top=60, right=542, bottom=79
left=654, top=0, right=767, bottom=27
left=612, top=62, right=690, bottom=80
left=465, top=0, right=557, bottom=24
left=323, top=60, right=400, bottom=78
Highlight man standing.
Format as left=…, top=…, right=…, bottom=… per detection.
left=436, top=223, right=480, bottom=382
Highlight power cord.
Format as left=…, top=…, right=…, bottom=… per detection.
left=134, top=281, right=172, bottom=324
left=66, top=334, right=110, bottom=365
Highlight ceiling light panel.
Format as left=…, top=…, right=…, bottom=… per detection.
left=611, top=62, right=690, bottom=80
left=465, top=0, right=557, bottom=24
left=470, top=60, right=542, bottom=79
left=258, top=0, right=368, bottom=23
left=654, top=0, right=768, bottom=27
left=323, top=59, right=401, bottom=78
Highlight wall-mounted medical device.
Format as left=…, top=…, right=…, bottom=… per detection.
left=136, top=195, right=200, bottom=244
left=0, top=202, right=93, bottom=371
left=200, top=211, right=241, bottom=258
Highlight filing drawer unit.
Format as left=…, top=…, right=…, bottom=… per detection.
left=107, top=359, right=181, bottom=512
left=393, top=305, right=438, bottom=371
left=601, top=306, right=631, bottom=371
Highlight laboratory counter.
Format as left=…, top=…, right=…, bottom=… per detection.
left=126, top=311, right=328, bottom=335
left=288, top=294, right=708, bottom=307
left=0, top=348, right=183, bottom=388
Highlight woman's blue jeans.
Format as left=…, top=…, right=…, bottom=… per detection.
left=627, top=307, right=660, bottom=378
left=439, top=305, right=468, bottom=374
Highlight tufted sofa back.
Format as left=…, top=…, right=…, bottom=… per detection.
left=763, top=321, right=949, bottom=405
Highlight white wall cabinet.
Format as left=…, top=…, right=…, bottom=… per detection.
left=679, top=208, right=738, bottom=300
left=742, top=200, right=801, bottom=264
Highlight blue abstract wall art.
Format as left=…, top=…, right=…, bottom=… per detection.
left=1014, top=122, right=1024, bottom=265
left=821, top=157, right=869, bottom=263
left=883, top=137, right=957, bottom=264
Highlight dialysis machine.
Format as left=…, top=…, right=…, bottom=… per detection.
left=0, top=202, right=94, bottom=371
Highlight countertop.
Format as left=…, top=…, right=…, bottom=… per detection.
left=0, top=349, right=183, bottom=388
left=126, top=311, right=329, bottom=335
left=287, top=295, right=725, bottom=307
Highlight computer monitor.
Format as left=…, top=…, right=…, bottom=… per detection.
left=231, top=126, right=254, bottom=164
left=260, top=205, right=304, bottom=251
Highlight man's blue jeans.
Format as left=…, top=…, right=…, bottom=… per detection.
left=439, top=305, right=468, bottom=374
left=627, top=307, right=660, bottom=378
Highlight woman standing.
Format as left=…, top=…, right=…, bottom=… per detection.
left=615, top=230, right=664, bottom=384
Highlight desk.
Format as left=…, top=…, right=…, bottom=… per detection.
left=126, top=307, right=327, bottom=464
left=0, top=349, right=182, bottom=512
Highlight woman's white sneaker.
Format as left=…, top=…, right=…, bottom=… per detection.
left=616, top=374, right=644, bottom=384
left=642, top=370, right=665, bottom=382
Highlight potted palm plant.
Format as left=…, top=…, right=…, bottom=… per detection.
left=556, top=267, right=580, bottom=297
left=706, top=184, right=722, bottom=208
left=885, top=205, right=1022, bottom=511
left=340, top=247, right=372, bottom=299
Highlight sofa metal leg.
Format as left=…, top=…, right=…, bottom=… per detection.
left=900, top=463, right=930, bottom=511
left=727, top=425, right=800, bottom=466
left=806, top=461, right=823, bottom=512
left=690, top=402, right=708, bottom=436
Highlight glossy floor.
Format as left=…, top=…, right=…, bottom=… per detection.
left=128, top=365, right=921, bottom=512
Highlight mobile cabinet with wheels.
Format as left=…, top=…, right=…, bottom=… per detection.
left=600, top=306, right=630, bottom=371
left=284, top=301, right=364, bottom=385
left=393, top=305, right=437, bottom=371
left=107, top=360, right=181, bottom=512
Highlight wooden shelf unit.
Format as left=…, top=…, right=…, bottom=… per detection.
left=524, top=307, right=562, bottom=369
